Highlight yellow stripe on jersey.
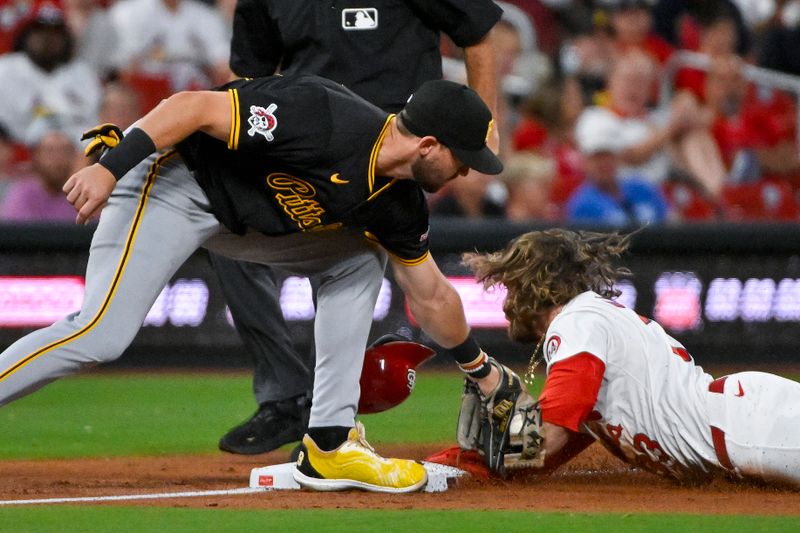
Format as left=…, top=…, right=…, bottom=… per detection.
left=363, top=231, right=379, bottom=245
left=368, top=114, right=395, bottom=194
left=363, top=231, right=380, bottom=245
left=227, top=89, right=241, bottom=150
left=393, top=251, right=430, bottom=266
left=227, top=89, right=236, bottom=149
left=0, top=151, right=176, bottom=383
left=233, top=89, right=241, bottom=148
left=363, top=231, right=430, bottom=266
left=367, top=179, right=396, bottom=202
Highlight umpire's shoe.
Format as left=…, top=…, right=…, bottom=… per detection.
left=219, top=395, right=309, bottom=455
left=293, top=422, right=427, bottom=493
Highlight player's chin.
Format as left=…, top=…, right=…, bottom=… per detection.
left=411, top=163, right=450, bottom=193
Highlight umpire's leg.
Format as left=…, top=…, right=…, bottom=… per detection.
left=209, top=253, right=310, bottom=404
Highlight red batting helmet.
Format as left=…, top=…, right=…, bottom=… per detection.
left=358, top=334, right=435, bottom=414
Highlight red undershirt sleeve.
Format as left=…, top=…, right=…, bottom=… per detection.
left=538, top=353, right=606, bottom=432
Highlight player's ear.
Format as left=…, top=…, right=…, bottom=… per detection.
left=417, top=135, right=439, bottom=156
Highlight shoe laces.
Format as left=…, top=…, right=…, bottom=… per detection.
left=351, top=421, right=376, bottom=454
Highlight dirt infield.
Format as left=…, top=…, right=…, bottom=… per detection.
left=2, top=444, right=799, bottom=514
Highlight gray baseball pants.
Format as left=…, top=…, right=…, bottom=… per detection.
left=0, top=151, right=386, bottom=428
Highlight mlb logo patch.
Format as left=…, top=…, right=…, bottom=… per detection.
left=342, top=8, right=378, bottom=30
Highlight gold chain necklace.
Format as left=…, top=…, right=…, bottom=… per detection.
left=523, top=332, right=546, bottom=387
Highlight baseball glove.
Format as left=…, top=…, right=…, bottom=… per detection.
left=81, top=123, right=124, bottom=158
left=457, top=358, right=544, bottom=476
left=505, top=391, right=545, bottom=470
left=456, top=378, right=482, bottom=451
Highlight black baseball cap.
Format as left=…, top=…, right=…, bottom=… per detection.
left=400, top=80, right=503, bottom=175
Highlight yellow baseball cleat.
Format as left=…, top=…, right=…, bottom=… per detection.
left=293, top=421, right=427, bottom=493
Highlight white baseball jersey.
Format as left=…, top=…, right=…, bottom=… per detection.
left=108, top=0, right=230, bottom=89
left=541, top=291, right=718, bottom=482
left=0, top=53, right=101, bottom=144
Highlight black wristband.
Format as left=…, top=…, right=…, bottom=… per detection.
left=445, top=335, right=489, bottom=378
left=98, top=128, right=156, bottom=181
left=445, top=335, right=491, bottom=378
left=444, top=335, right=482, bottom=365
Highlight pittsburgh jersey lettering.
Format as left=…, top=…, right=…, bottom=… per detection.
left=266, top=173, right=326, bottom=230
left=180, top=76, right=430, bottom=262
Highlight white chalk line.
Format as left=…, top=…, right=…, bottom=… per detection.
left=0, top=487, right=268, bottom=506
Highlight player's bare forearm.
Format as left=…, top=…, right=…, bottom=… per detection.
left=391, top=258, right=470, bottom=347
left=62, top=91, right=233, bottom=225
left=136, top=91, right=233, bottom=150
left=463, top=30, right=499, bottom=153
left=522, top=422, right=594, bottom=475
left=539, top=422, right=594, bottom=471
left=408, top=289, right=470, bottom=348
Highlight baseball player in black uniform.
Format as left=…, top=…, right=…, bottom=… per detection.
left=215, top=0, right=503, bottom=455
left=0, top=75, right=514, bottom=492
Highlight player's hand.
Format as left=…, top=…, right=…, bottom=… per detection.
left=63, top=163, right=116, bottom=225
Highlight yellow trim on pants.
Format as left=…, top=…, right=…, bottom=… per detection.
left=0, top=151, right=176, bottom=381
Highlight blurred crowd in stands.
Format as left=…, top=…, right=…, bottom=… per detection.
left=1, top=0, right=799, bottom=226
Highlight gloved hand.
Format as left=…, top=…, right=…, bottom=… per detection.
left=81, top=123, right=124, bottom=158
left=457, top=358, right=543, bottom=476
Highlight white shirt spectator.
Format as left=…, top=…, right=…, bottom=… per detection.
left=0, top=52, right=101, bottom=144
left=576, top=105, right=671, bottom=185
left=66, top=1, right=119, bottom=78
left=108, top=0, right=230, bottom=90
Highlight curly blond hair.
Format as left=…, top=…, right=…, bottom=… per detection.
left=463, top=229, right=632, bottom=342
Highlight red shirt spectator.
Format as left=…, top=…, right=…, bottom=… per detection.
left=711, top=90, right=795, bottom=168
left=512, top=118, right=583, bottom=211
left=705, top=57, right=797, bottom=172
left=673, top=10, right=742, bottom=100
left=512, top=81, right=585, bottom=208
left=702, top=54, right=800, bottom=219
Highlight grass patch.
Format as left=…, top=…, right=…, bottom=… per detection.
left=0, top=370, right=537, bottom=459
left=0, top=507, right=796, bottom=532
left=2, top=372, right=797, bottom=527
left=0, top=369, right=793, bottom=460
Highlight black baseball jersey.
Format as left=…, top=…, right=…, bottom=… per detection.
left=229, top=0, right=502, bottom=112
left=177, top=74, right=430, bottom=265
